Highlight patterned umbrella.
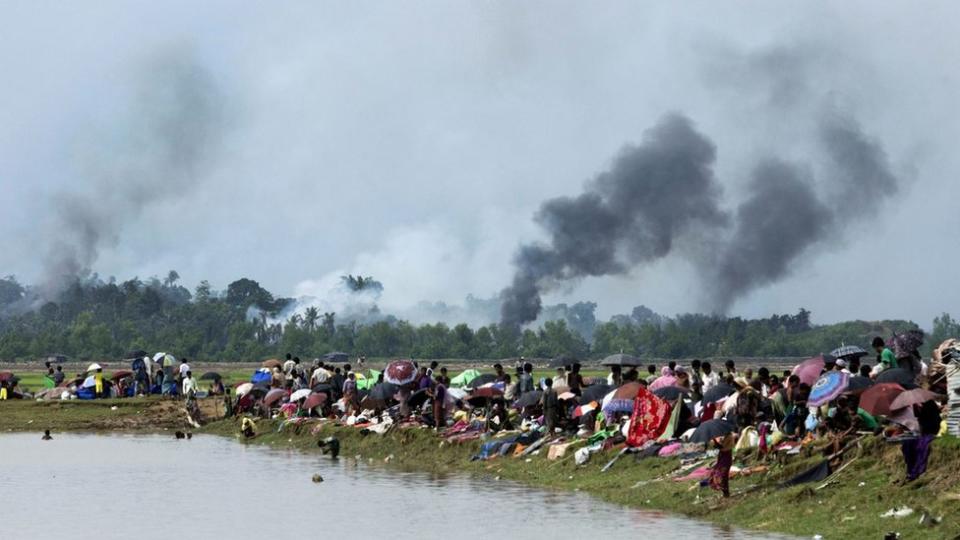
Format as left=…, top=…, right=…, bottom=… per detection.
left=808, top=371, right=850, bottom=407
left=859, top=383, right=905, bottom=416
left=830, top=345, right=868, bottom=359
left=892, top=330, right=924, bottom=359
left=602, top=382, right=643, bottom=414
left=649, top=375, right=678, bottom=391
left=384, top=360, right=418, bottom=386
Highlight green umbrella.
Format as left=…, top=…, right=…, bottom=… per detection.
left=450, top=369, right=481, bottom=387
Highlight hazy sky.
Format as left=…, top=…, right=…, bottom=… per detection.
left=1, top=2, right=958, bottom=326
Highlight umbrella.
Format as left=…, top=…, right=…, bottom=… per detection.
left=450, top=369, right=481, bottom=387
left=110, top=370, right=134, bottom=381
left=465, top=374, right=498, bottom=389
left=807, top=371, right=850, bottom=407
left=153, top=353, right=176, bottom=366
left=859, top=383, right=905, bottom=416
left=86, top=363, right=102, bottom=372
left=261, top=359, right=282, bottom=369
left=549, top=355, right=579, bottom=368
left=235, top=382, right=254, bottom=397
left=514, top=390, right=543, bottom=409
left=573, top=401, right=599, bottom=418
left=602, top=382, right=643, bottom=414
left=792, top=355, right=834, bottom=386
left=125, top=350, right=148, bottom=360
left=830, top=345, right=868, bottom=360
left=889, top=389, right=942, bottom=411
left=249, top=384, right=270, bottom=398
left=361, top=382, right=399, bottom=409
left=323, top=351, right=349, bottom=362
left=199, top=372, right=222, bottom=381
left=303, top=392, right=327, bottom=410
left=580, top=383, right=613, bottom=403
left=649, top=375, right=678, bottom=391
left=290, top=388, right=312, bottom=402
left=689, top=419, right=738, bottom=443
left=876, top=368, right=916, bottom=387
left=384, top=360, right=417, bottom=386
left=0, top=371, right=13, bottom=382
left=407, top=388, right=431, bottom=409
left=558, top=391, right=576, bottom=401
left=82, top=375, right=96, bottom=388
left=892, top=330, right=924, bottom=359
left=263, top=388, right=288, bottom=407
left=312, top=383, right=334, bottom=394
left=466, top=386, right=504, bottom=406
left=702, top=383, right=736, bottom=403
left=845, top=375, right=874, bottom=394
left=652, top=386, right=690, bottom=401
left=600, top=353, right=644, bottom=367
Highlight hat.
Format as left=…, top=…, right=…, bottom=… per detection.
left=835, top=359, right=847, bottom=368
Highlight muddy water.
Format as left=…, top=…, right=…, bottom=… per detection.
left=0, top=433, right=791, bottom=539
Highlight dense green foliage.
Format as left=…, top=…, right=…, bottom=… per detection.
left=0, top=274, right=939, bottom=362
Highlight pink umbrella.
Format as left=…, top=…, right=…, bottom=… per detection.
left=263, top=388, right=288, bottom=407
left=384, top=359, right=418, bottom=386
left=792, top=355, right=827, bottom=386
left=303, top=392, right=328, bottom=410
left=649, top=375, right=678, bottom=391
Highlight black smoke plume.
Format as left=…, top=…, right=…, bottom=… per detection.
left=499, top=114, right=728, bottom=331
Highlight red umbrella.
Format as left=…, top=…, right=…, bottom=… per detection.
left=263, top=388, right=288, bottom=407
left=261, top=359, right=282, bottom=369
left=469, top=386, right=504, bottom=399
left=303, top=392, right=327, bottom=410
left=0, top=371, right=13, bottom=382
left=889, top=389, right=942, bottom=411
left=384, top=360, right=417, bottom=386
left=792, top=355, right=828, bottom=386
left=859, top=383, right=905, bottom=417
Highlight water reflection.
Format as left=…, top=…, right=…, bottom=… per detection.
left=0, top=433, right=791, bottom=540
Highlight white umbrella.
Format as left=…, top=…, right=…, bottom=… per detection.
left=153, top=352, right=167, bottom=361
left=86, top=363, right=102, bottom=372
left=235, top=382, right=254, bottom=397
left=82, top=375, right=96, bottom=388
left=290, top=388, right=312, bottom=402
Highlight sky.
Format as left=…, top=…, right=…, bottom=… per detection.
left=1, top=2, right=958, bottom=327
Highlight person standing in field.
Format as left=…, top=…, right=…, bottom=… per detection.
left=432, top=374, right=447, bottom=431
left=94, top=368, right=104, bottom=398
left=541, top=377, right=558, bottom=435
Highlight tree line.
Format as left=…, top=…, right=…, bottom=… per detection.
left=0, top=272, right=939, bottom=362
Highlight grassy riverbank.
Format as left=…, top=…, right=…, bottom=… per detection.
left=2, top=400, right=957, bottom=539
left=202, top=417, right=960, bottom=539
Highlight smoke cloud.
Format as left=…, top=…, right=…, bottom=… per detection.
left=499, top=114, right=728, bottom=331
left=41, top=46, right=226, bottom=299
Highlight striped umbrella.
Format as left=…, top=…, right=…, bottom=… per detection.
left=830, top=345, right=868, bottom=359
left=601, top=382, right=643, bottom=415
left=808, top=371, right=850, bottom=407
left=384, top=360, right=418, bottom=386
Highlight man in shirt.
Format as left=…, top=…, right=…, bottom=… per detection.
left=178, top=358, right=191, bottom=381
left=518, top=363, right=535, bottom=394
left=182, top=370, right=198, bottom=398
left=53, top=365, right=65, bottom=386
left=541, top=377, right=559, bottom=435
left=872, top=337, right=898, bottom=370
left=689, top=359, right=704, bottom=402
left=701, top=362, right=720, bottom=394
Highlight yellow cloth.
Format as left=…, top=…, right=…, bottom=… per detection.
left=0, top=387, right=7, bottom=400
left=95, top=373, right=104, bottom=394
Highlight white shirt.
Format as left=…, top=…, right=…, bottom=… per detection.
left=179, top=363, right=190, bottom=376
left=701, top=371, right=720, bottom=392
left=312, top=368, right=330, bottom=384
left=182, top=377, right=197, bottom=396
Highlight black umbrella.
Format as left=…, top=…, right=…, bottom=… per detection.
left=465, top=374, right=498, bottom=389
left=581, top=384, right=613, bottom=403
left=703, top=383, right=736, bottom=403
left=407, top=388, right=431, bottom=409
left=125, top=350, right=148, bottom=360
left=845, top=375, right=874, bottom=394
left=601, top=353, right=644, bottom=367
left=876, top=368, right=916, bottom=386
left=652, top=386, right=690, bottom=401
left=249, top=384, right=270, bottom=397
left=199, top=372, right=222, bottom=381
left=361, top=382, right=399, bottom=409
left=513, top=390, right=543, bottom=409
left=689, top=418, right=738, bottom=443
left=311, top=383, right=334, bottom=394
left=549, top=355, right=578, bottom=368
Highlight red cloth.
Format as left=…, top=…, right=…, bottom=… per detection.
left=625, top=386, right=672, bottom=447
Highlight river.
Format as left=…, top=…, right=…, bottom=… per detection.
left=0, top=433, right=791, bottom=539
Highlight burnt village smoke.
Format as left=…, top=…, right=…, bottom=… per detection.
left=41, top=47, right=226, bottom=299
left=500, top=111, right=899, bottom=330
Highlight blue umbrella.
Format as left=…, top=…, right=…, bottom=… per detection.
left=808, top=371, right=850, bottom=407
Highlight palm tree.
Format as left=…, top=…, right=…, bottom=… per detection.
left=303, top=307, right=320, bottom=332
